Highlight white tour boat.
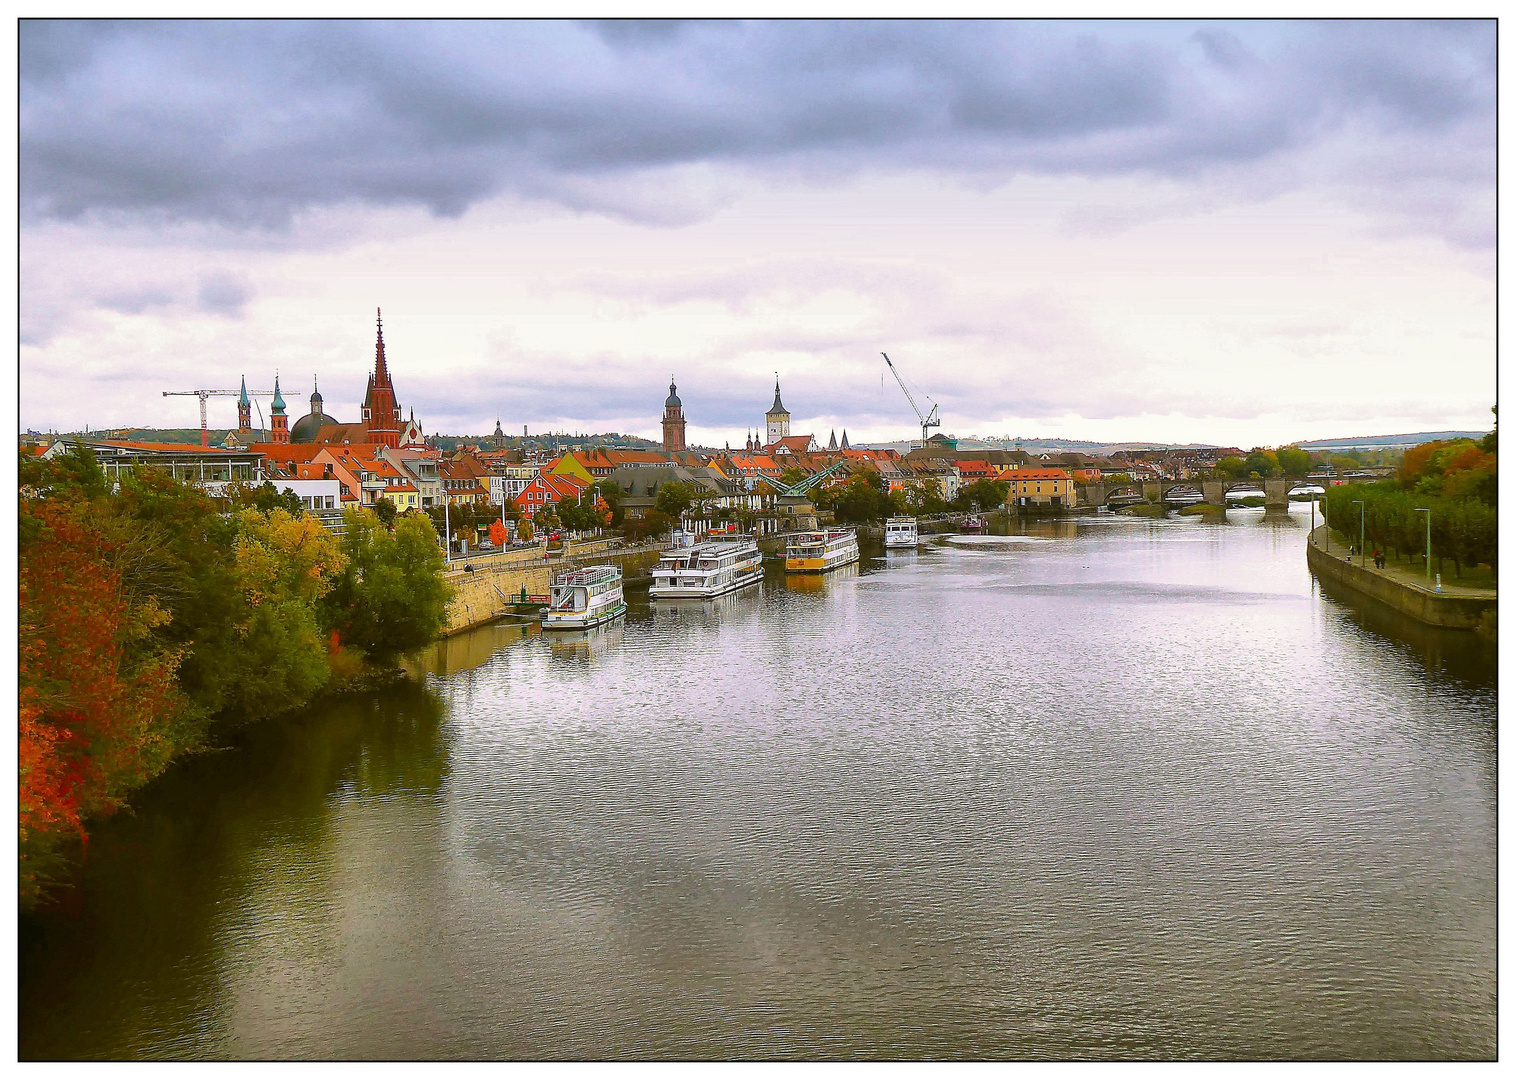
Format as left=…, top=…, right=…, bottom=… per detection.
left=542, top=564, right=626, bottom=630
left=785, top=527, right=860, bottom=573
left=884, top=516, right=919, bottom=548
left=649, top=535, right=764, bottom=599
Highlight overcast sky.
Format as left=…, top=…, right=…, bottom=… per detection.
left=19, top=19, right=1495, bottom=447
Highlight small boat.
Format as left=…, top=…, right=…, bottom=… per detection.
left=884, top=516, right=919, bottom=548
left=542, top=564, right=626, bottom=630
left=785, top=528, right=860, bottom=573
left=649, top=535, right=764, bottom=599
left=961, top=514, right=985, bottom=532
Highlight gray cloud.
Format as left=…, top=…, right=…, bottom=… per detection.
left=20, top=20, right=1494, bottom=245
left=196, top=270, right=250, bottom=315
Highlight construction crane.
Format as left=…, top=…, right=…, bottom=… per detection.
left=162, top=386, right=274, bottom=446
left=882, top=352, right=940, bottom=445
left=773, top=457, right=851, bottom=498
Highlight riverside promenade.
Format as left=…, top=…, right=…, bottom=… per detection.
left=1306, top=524, right=1496, bottom=630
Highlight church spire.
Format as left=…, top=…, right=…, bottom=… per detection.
left=374, top=308, right=390, bottom=388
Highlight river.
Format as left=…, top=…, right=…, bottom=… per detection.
left=18, top=507, right=1497, bottom=1060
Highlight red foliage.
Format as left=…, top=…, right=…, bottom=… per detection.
left=489, top=519, right=508, bottom=548
left=19, top=501, right=186, bottom=896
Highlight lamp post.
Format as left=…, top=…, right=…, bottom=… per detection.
left=1351, top=499, right=1365, bottom=566
left=1415, top=507, right=1431, bottom=583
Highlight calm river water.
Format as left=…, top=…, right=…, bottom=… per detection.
left=19, top=508, right=1497, bottom=1060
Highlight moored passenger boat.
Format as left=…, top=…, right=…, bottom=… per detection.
left=884, top=516, right=919, bottom=548
left=542, top=564, right=626, bottom=630
left=785, top=528, right=860, bottom=573
left=961, top=514, right=985, bottom=532
left=649, top=535, right=764, bottom=599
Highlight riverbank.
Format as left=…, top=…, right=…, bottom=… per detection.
left=441, top=539, right=669, bottom=635
left=1306, top=524, right=1495, bottom=630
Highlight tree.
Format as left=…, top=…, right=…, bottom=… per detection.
left=953, top=478, right=1009, bottom=512
left=590, top=480, right=624, bottom=526
left=823, top=473, right=902, bottom=523
left=489, top=519, right=508, bottom=547
left=1275, top=446, right=1313, bottom=477
left=1243, top=448, right=1281, bottom=479
left=19, top=499, right=188, bottom=908
left=654, top=481, right=694, bottom=517
left=624, top=508, right=676, bottom=541
left=216, top=509, right=346, bottom=726
left=323, top=508, right=454, bottom=662
left=902, top=479, right=949, bottom=515
left=777, top=466, right=808, bottom=489
left=1212, top=457, right=1246, bottom=479
left=229, top=480, right=304, bottom=516
left=372, top=497, right=397, bottom=527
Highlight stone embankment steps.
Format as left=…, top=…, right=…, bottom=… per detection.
left=1306, top=524, right=1495, bottom=629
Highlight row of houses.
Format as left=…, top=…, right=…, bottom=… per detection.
left=26, top=431, right=1106, bottom=532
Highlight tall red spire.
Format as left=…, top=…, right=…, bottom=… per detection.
left=361, top=307, right=402, bottom=446
left=374, top=308, right=391, bottom=389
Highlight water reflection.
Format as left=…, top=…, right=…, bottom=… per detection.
left=650, top=585, right=766, bottom=626
left=19, top=681, right=449, bottom=1060
left=18, top=511, right=1496, bottom=1060
left=547, top=622, right=624, bottom=662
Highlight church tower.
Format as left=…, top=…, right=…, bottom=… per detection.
left=237, top=376, right=252, bottom=434
left=360, top=308, right=403, bottom=447
left=765, top=376, right=790, bottom=446
left=662, top=377, right=687, bottom=452
left=270, top=375, right=289, bottom=444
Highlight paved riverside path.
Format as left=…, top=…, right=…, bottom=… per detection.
left=1311, top=525, right=1496, bottom=600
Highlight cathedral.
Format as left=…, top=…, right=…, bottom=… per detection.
left=249, top=310, right=426, bottom=449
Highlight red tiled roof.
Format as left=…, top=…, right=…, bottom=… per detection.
left=1006, top=469, right=1072, bottom=480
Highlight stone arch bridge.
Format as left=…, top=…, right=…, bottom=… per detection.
left=1077, top=478, right=1316, bottom=509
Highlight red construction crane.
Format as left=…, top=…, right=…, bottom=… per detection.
left=162, top=387, right=273, bottom=446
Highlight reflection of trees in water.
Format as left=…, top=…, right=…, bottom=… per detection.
left=1315, top=576, right=1497, bottom=690
left=18, top=677, right=450, bottom=1060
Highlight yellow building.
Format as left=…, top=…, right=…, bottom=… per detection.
left=1005, top=468, right=1074, bottom=508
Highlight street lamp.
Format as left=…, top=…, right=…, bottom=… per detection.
left=1351, top=499, right=1365, bottom=566
left=1414, top=507, right=1432, bottom=584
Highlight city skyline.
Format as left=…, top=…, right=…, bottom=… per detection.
left=20, top=20, right=1495, bottom=447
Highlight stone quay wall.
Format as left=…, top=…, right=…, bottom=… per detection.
left=441, top=541, right=668, bottom=636
left=1306, top=526, right=1495, bottom=630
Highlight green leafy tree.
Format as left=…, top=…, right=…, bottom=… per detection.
left=323, top=508, right=454, bottom=662
left=1243, top=448, right=1281, bottom=479
left=372, top=497, right=398, bottom=527
left=1211, top=457, right=1246, bottom=479
left=1275, top=447, right=1313, bottom=477
left=217, top=509, right=346, bottom=725
left=902, top=479, right=949, bottom=515
left=624, top=508, right=676, bottom=541
left=952, top=478, right=1009, bottom=512
left=228, top=480, right=305, bottom=516
left=654, top=481, right=694, bottom=517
